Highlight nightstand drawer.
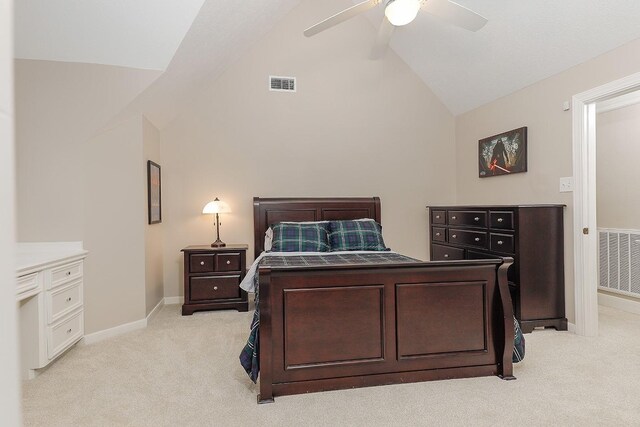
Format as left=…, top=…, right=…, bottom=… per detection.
left=217, top=253, right=240, bottom=272
left=190, top=254, right=215, bottom=273
left=190, top=275, right=241, bottom=301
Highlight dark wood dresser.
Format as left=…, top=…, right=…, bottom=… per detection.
left=181, top=245, right=249, bottom=315
left=427, top=205, right=566, bottom=333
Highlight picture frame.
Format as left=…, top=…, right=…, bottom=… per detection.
left=147, top=160, right=162, bottom=224
left=478, top=127, right=528, bottom=178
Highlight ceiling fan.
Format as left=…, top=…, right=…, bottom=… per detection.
left=304, top=0, right=488, bottom=58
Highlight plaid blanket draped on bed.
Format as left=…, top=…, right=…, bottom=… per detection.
left=238, top=253, right=524, bottom=383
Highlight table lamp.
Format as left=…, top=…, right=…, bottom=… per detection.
left=202, top=198, right=230, bottom=247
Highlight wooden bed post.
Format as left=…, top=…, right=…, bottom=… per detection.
left=497, top=257, right=516, bottom=380
left=257, top=268, right=275, bottom=404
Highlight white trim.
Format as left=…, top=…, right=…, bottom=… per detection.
left=598, top=292, right=640, bottom=315
left=164, top=296, right=184, bottom=305
left=567, top=322, right=576, bottom=333
left=81, top=318, right=147, bottom=345
left=146, top=297, right=164, bottom=322
left=572, top=70, right=640, bottom=337
left=596, top=90, right=640, bottom=114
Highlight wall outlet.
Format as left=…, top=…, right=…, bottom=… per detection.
left=559, top=177, right=573, bottom=192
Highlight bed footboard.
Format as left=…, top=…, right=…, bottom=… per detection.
left=257, top=258, right=514, bottom=403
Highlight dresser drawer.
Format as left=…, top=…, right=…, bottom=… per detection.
left=490, top=233, right=515, bottom=254
left=431, top=210, right=446, bottom=225
left=448, top=210, right=487, bottom=228
left=190, top=275, right=241, bottom=301
left=449, top=229, right=488, bottom=249
left=50, top=261, right=83, bottom=289
left=48, top=309, right=84, bottom=359
left=47, top=280, right=83, bottom=323
left=17, top=272, right=40, bottom=300
left=190, top=254, right=215, bottom=273
left=431, top=227, right=446, bottom=242
left=217, top=253, right=241, bottom=272
left=490, top=211, right=514, bottom=230
left=431, top=244, right=465, bottom=261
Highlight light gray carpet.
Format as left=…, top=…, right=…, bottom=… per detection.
left=22, top=304, right=640, bottom=426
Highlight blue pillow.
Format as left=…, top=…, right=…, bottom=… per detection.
left=270, top=222, right=330, bottom=252
left=328, top=220, right=388, bottom=251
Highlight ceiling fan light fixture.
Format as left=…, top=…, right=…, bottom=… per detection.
left=385, top=0, right=421, bottom=26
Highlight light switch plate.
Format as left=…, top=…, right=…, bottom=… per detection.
left=559, top=177, right=573, bottom=192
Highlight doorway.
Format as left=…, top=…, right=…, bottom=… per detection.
left=572, top=71, right=640, bottom=336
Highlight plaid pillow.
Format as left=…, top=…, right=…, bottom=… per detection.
left=328, top=220, right=388, bottom=251
left=270, top=222, right=330, bottom=252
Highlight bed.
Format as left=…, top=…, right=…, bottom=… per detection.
left=243, top=197, right=516, bottom=403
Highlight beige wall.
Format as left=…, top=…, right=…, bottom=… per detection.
left=596, top=102, right=640, bottom=230
left=143, top=117, right=164, bottom=315
left=455, top=39, right=640, bottom=323
left=160, top=0, right=457, bottom=298
left=15, top=60, right=160, bottom=333
left=0, top=0, right=21, bottom=422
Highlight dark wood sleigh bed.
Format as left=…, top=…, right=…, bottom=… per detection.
left=252, top=197, right=515, bottom=403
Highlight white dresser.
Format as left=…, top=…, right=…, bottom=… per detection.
left=17, top=242, right=88, bottom=379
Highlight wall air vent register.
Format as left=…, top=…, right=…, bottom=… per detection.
left=269, top=76, right=296, bottom=92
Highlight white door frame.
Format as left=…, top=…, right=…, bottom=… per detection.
left=572, top=71, right=640, bottom=336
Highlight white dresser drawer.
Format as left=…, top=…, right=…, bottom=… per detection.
left=47, top=280, right=83, bottom=323
left=49, top=261, right=83, bottom=289
left=47, top=309, right=84, bottom=360
left=17, top=272, right=40, bottom=301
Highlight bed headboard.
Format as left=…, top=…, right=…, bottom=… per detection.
left=253, top=197, right=381, bottom=256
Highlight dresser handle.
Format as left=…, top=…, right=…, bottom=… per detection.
left=435, top=232, right=441, bottom=237
left=67, top=328, right=72, bottom=334
left=213, top=286, right=218, bottom=290
left=474, top=237, right=480, bottom=242
left=497, top=218, right=504, bottom=223
left=474, top=217, right=479, bottom=221
left=226, top=260, right=231, bottom=265
left=451, top=216, right=457, bottom=220
left=452, top=234, right=457, bottom=238
left=435, top=215, right=440, bottom=219
left=66, top=297, right=72, bottom=302
left=444, top=254, right=449, bottom=258
left=66, top=271, right=71, bottom=276
left=200, top=261, right=205, bottom=266
left=498, top=240, right=503, bottom=245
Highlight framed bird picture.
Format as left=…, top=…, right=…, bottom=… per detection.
left=479, top=127, right=527, bottom=178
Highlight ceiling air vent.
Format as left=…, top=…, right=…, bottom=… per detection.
left=269, top=76, right=296, bottom=92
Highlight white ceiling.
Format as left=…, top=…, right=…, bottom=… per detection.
left=14, top=0, right=205, bottom=70
left=358, top=0, right=640, bottom=114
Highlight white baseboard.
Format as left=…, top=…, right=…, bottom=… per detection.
left=82, top=317, right=147, bottom=345
left=146, top=298, right=164, bottom=322
left=598, top=292, right=640, bottom=315
left=164, top=296, right=183, bottom=305
left=567, top=322, right=576, bottom=333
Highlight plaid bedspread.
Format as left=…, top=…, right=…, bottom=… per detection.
left=238, top=253, right=524, bottom=383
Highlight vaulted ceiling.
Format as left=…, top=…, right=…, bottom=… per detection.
left=14, top=0, right=640, bottom=121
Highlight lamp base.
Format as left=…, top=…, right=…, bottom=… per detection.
left=211, top=239, right=226, bottom=248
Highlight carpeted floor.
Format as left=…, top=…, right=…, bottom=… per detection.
left=22, top=304, right=640, bottom=426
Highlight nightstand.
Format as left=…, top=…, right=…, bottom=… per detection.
left=181, top=245, right=249, bottom=315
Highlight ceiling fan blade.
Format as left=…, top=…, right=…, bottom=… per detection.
left=304, top=0, right=380, bottom=37
left=422, top=0, right=488, bottom=32
left=370, top=17, right=395, bottom=59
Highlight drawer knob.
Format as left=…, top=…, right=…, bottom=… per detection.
left=67, top=328, right=72, bottom=334
left=226, top=260, right=231, bottom=265
left=497, top=218, right=504, bottom=223
left=200, top=261, right=205, bottom=266
left=213, top=286, right=218, bottom=290
left=474, top=217, right=479, bottom=221
left=452, top=216, right=457, bottom=220
left=435, top=232, right=441, bottom=237
left=498, top=240, right=503, bottom=245
left=474, top=237, right=480, bottom=242
left=444, top=254, right=449, bottom=258
left=452, top=234, right=457, bottom=238
left=66, top=271, right=71, bottom=276
left=435, top=215, right=440, bottom=219
left=66, top=297, right=72, bottom=302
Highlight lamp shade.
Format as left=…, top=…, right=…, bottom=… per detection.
left=202, top=198, right=231, bottom=214
left=385, top=0, right=421, bottom=26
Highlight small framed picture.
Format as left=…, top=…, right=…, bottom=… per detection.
left=479, top=127, right=527, bottom=178
left=147, top=160, right=161, bottom=224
